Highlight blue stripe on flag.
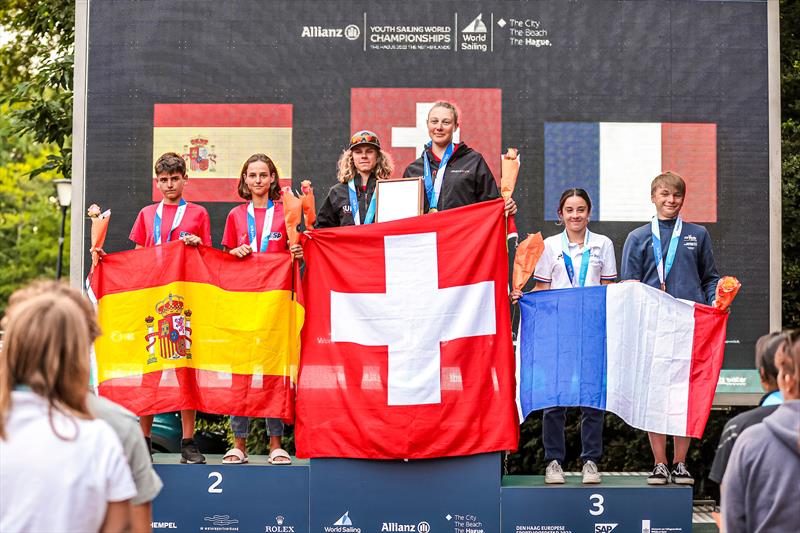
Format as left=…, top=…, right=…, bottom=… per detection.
left=518, top=286, right=608, bottom=420
left=544, top=122, right=599, bottom=221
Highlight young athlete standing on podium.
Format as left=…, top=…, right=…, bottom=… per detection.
left=316, top=130, right=395, bottom=228
left=620, top=171, right=720, bottom=486
left=221, top=153, right=302, bottom=466
left=129, top=151, right=212, bottom=465
left=511, top=188, right=617, bottom=485
left=402, top=101, right=517, bottom=216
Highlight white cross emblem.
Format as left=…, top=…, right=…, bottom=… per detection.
left=331, top=232, right=495, bottom=406
left=391, top=102, right=461, bottom=158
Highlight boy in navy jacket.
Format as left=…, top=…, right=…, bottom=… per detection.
left=621, top=171, right=720, bottom=486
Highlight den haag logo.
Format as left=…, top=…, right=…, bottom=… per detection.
left=143, top=293, right=193, bottom=364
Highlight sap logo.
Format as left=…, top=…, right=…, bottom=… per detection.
left=269, top=231, right=283, bottom=240
left=151, top=522, right=177, bottom=529
left=595, top=524, right=618, bottom=533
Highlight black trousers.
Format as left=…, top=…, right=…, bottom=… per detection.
left=543, top=406, right=604, bottom=464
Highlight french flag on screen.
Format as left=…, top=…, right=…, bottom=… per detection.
left=516, top=282, right=729, bottom=438
left=544, top=122, right=717, bottom=222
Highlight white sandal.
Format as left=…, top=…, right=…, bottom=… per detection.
left=268, top=447, right=292, bottom=465
left=222, top=448, right=248, bottom=464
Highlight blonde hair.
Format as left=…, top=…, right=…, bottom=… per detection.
left=336, top=148, right=395, bottom=184
left=650, top=171, right=686, bottom=196
left=428, top=101, right=460, bottom=125
left=0, top=292, right=93, bottom=440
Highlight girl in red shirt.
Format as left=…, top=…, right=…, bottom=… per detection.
left=221, top=153, right=301, bottom=465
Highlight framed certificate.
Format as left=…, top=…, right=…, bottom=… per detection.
left=375, top=177, right=424, bottom=223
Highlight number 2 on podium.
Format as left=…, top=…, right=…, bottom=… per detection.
left=589, top=493, right=604, bottom=515
left=208, top=472, right=223, bottom=494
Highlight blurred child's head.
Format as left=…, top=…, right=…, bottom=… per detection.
left=755, top=332, right=785, bottom=392
left=0, top=291, right=93, bottom=439
left=775, top=330, right=800, bottom=401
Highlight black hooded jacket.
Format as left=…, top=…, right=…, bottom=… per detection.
left=402, top=142, right=499, bottom=212
left=315, top=173, right=377, bottom=228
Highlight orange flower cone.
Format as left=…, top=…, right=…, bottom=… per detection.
left=513, top=232, right=545, bottom=291
left=300, top=180, right=316, bottom=229
left=87, top=204, right=110, bottom=273
left=281, top=187, right=303, bottom=246
left=501, top=148, right=520, bottom=241
left=714, top=276, right=741, bottom=311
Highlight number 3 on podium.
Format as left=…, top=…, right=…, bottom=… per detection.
left=589, top=493, right=604, bottom=516
left=208, top=472, right=223, bottom=494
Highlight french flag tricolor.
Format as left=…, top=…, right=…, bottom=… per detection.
left=544, top=122, right=717, bottom=222
left=516, top=282, right=729, bottom=438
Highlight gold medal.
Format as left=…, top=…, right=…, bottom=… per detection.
left=660, top=283, right=666, bottom=291
left=429, top=208, right=438, bottom=213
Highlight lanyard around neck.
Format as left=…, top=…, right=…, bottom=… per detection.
left=422, top=142, right=454, bottom=211
left=347, top=178, right=376, bottom=225
left=247, top=200, right=275, bottom=253
left=651, top=216, right=682, bottom=289
left=154, top=198, right=186, bottom=245
left=561, top=229, right=591, bottom=287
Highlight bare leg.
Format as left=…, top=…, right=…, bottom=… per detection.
left=673, top=435, right=692, bottom=464
left=180, top=409, right=195, bottom=439
left=648, top=432, right=668, bottom=464
left=139, top=414, right=154, bottom=437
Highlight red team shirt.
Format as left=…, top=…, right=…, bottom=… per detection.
left=221, top=202, right=288, bottom=253
left=129, top=202, right=212, bottom=248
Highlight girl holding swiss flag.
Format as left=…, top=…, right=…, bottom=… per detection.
left=220, top=153, right=302, bottom=465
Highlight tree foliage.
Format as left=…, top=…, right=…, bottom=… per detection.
left=0, top=0, right=74, bottom=179
left=0, top=152, right=68, bottom=312
left=781, top=0, right=800, bottom=328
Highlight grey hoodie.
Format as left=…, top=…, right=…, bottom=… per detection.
left=722, top=400, right=800, bottom=533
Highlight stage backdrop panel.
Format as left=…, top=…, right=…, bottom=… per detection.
left=84, top=0, right=770, bottom=371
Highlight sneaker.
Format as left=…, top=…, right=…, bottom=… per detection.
left=582, top=460, right=601, bottom=484
left=647, top=463, right=670, bottom=485
left=180, top=439, right=206, bottom=464
left=671, top=462, right=694, bottom=485
left=545, top=460, right=565, bottom=484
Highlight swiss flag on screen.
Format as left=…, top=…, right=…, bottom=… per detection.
left=350, top=88, right=502, bottom=180
left=295, top=199, right=519, bottom=459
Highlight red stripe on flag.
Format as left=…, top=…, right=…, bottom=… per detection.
left=685, top=304, right=729, bottom=438
left=153, top=104, right=293, bottom=128
left=90, top=241, right=296, bottom=297
left=98, top=367, right=295, bottom=421
left=661, top=123, right=717, bottom=223
left=152, top=177, right=293, bottom=202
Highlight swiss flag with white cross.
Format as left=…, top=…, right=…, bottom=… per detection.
left=350, top=88, right=502, bottom=180
left=295, top=199, right=519, bottom=459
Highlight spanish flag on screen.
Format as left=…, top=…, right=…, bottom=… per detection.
left=88, top=241, right=303, bottom=420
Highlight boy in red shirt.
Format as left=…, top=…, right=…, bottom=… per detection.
left=129, top=152, right=211, bottom=464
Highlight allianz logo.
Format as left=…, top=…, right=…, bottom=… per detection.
left=151, top=522, right=178, bottom=529
left=382, top=522, right=431, bottom=532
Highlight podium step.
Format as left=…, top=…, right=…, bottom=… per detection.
left=150, top=460, right=703, bottom=533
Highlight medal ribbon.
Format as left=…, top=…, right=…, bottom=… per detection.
left=347, top=179, right=376, bottom=225
left=651, top=216, right=682, bottom=288
left=247, top=200, right=275, bottom=253
left=422, top=141, right=454, bottom=211
left=561, top=229, right=591, bottom=287
left=153, top=198, right=186, bottom=245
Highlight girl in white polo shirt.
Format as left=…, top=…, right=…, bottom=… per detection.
left=513, top=188, right=616, bottom=485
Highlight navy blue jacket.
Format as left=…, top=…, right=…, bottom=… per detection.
left=620, top=218, right=719, bottom=305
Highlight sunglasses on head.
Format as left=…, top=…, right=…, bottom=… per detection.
left=351, top=133, right=378, bottom=145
